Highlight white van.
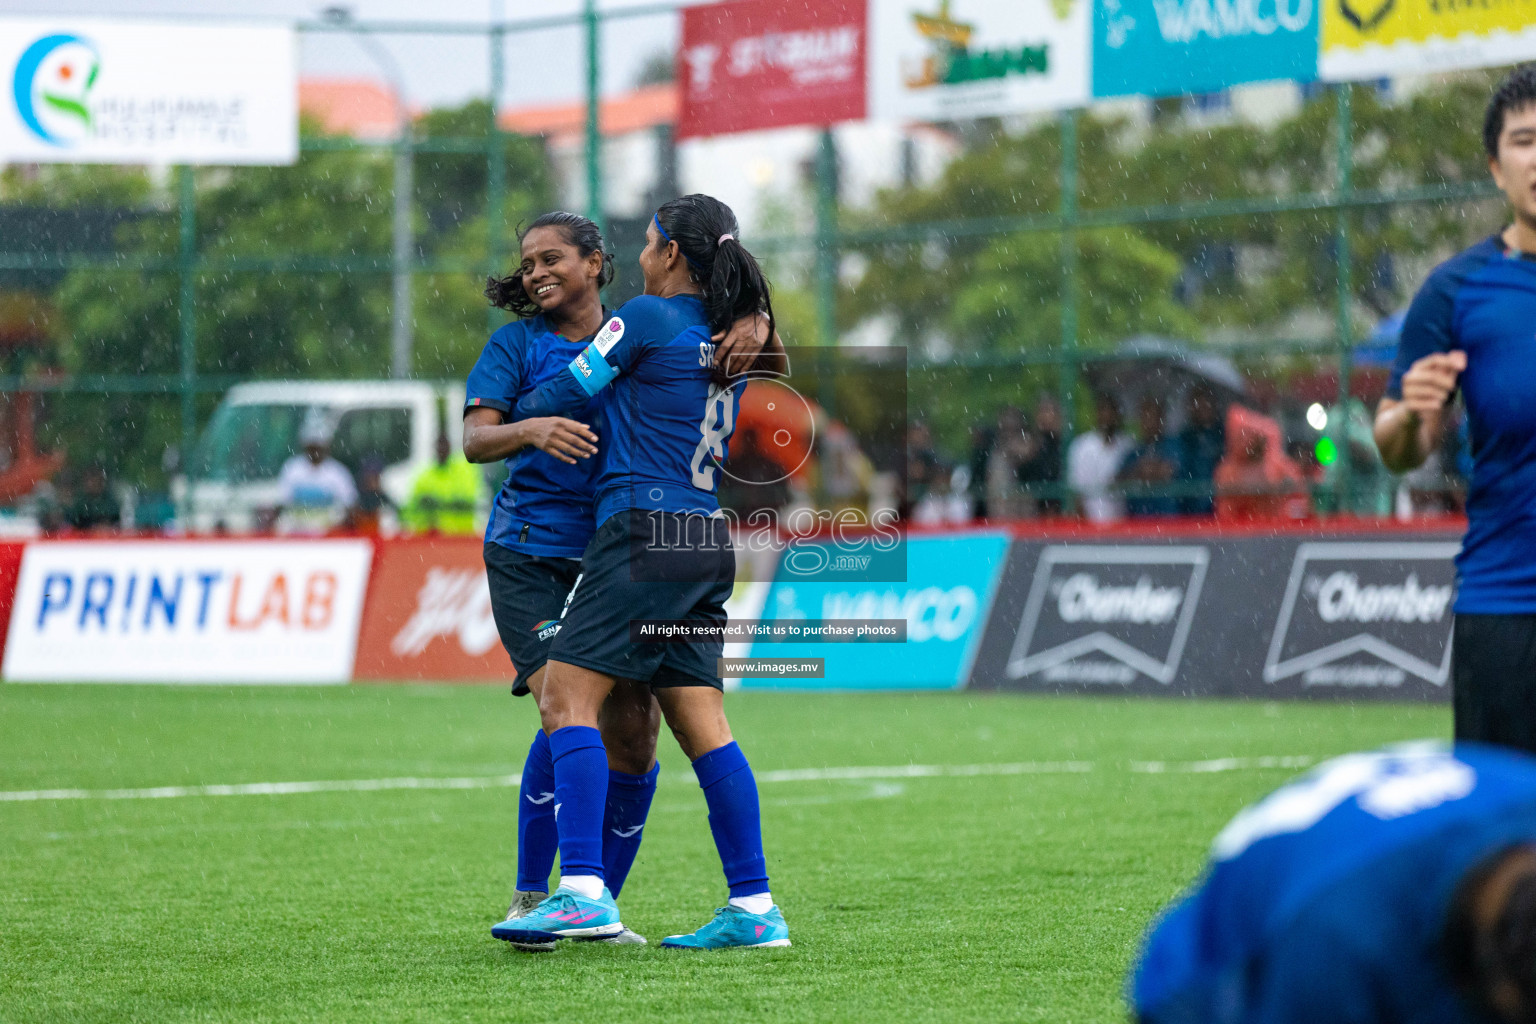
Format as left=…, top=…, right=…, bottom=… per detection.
left=175, top=380, right=470, bottom=533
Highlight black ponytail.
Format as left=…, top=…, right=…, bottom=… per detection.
left=485, top=211, right=615, bottom=318
left=653, top=194, right=775, bottom=371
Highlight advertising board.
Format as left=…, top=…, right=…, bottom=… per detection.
left=678, top=0, right=868, bottom=139
left=970, top=529, right=1459, bottom=700
left=2, top=540, right=371, bottom=683
left=1320, top=0, right=1536, bottom=81
left=742, top=531, right=1010, bottom=690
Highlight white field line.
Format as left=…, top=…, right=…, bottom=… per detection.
left=0, top=756, right=1317, bottom=805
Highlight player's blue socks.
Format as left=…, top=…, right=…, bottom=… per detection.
left=602, top=762, right=658, bottom=898
left=691, top=742, right=769, bottom=897
left=516, top=728, right=558, bottom=893
left=548, top=726, right=608, bottom=879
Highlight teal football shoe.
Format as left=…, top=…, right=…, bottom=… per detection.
left=491, top=885, right=624, bottom=944
left=660, top=905, right=790, bottom=949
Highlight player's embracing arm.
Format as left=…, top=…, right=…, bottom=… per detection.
left=515, top=305, right=651, bottom=420
left=1374, top=267, right=1465, bottom=474
left=462, top=325, right=597, bottom=467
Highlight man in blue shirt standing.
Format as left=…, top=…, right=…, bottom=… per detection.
left=1131, top=744, right=1536, bottom=1024
left=1376, top=64, right=1536, bottom=753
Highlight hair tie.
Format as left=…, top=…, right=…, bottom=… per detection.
left=718, top=233, right=735, bottom=245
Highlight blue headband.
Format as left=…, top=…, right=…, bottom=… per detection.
left=653, top=214, right=701, bottom=270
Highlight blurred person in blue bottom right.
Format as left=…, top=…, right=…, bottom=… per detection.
left=1130, top=743, right=1536, bottom=1024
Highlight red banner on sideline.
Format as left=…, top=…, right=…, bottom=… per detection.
left=354, top=537, right=508, bottom=683
left=678, top=0, right=867, bottom=140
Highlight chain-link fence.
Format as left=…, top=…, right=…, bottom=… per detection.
left=0, top=10, right=1507, bottom=531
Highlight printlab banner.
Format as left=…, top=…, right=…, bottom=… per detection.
left=3, top=540, right=371, bottom=683
left=869, top=0, right=1089, bottom=120
left=969, top=531, right=1460, bottom=700
left=1093, top=0, right=1318, bottom=99
left=678, top=0, right=868, bottom=139
left=0, top=17, right=297, bottom=164
left=1320, top=0, right=1536, bottom=81
left=742, top=531, right=1010, bottom=690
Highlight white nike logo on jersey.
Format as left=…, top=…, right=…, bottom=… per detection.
left=610, top=825, right=644, bottom=838
left=525, top=791, right=555, bottom=805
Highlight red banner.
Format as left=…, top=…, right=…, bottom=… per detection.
left=678, top=0, right=867, bottom=140
left=354, top=537, right=507, bottom=683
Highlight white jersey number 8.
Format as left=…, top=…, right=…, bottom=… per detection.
left=690, top=384, right=735, bottom=490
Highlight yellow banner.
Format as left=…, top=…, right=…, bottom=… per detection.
left=1325, top=0, right=1536, bottom=51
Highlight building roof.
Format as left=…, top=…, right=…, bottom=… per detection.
left=298, top=78, right=678, bottom=143
left=298, top=79, right=407, bottom=141
left=497, top=83, right=677, bottom=141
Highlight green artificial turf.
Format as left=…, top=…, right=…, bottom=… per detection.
left=0, top=685, right=1449, bottom=1023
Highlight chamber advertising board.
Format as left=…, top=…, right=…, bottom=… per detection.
left=1092, top=0, right=1318, bottom=99
left=0, top=18, right=297, bottom=165
left=969, top=530, right=1459, bottom=700
left=869, top=0, right=1089, bottom=120
left=1321, top=0, right=1536, bottom=81
left=677, top=0, right=868, bottom=139
left=2, top=540, right=371, bottom=683
left=742, top=531, right=1009, bottom=690
left=353, top=538, right=506, bottom=683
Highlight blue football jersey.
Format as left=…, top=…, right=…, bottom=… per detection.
left=1132, top=743, right=1536, bottom=1024
left=464, top=314, right=605, bottom=558
left=514, top=294, right=743, bottom=527
left=1388, top=236, right=1536, bottom=614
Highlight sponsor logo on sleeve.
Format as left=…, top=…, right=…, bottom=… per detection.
left=573, top=353, right=594, bottom=378
left=1263, top=542, right=1457, bottom=688
left=593, top=317, right=625, bottom=357
left=1007, top=545, right=1208, bottom=685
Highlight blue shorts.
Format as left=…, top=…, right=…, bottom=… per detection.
left=483, top=542, right=581, bottom=696
left=549, top=510, right=734, bottom=689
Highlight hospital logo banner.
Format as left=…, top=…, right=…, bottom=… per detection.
left=1320, top=0, right=1536, bottom=81
left=0, top=18, right=296, bottom=165
left=678, top=0, right=868, bottom=139
left=1093, top=0, right=1319, bottom=99
left=869, top=0, right=1089, bottom=120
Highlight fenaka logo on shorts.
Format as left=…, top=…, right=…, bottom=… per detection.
left=533, top=618, right=561, bottom=641
left=1263, top=542, right=1457, bottom=688
left=1007, top=546, right=1208, bottom=685
left=593, top=317, right=625, bottom=357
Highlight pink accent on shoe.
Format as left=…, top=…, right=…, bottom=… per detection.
left=755, top=924, right=766, bottom=937
left=569, top=910, right=604, bottom=925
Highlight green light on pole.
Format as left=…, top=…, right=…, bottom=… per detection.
left=1315, top=436, right=1339, bottom=466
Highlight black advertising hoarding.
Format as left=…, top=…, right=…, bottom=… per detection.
left=968, top=525, right=1462, bottom=701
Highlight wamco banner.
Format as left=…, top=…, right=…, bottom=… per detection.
left=0, top=18, right=297, bottom=164
left=1093, top=0, right=1318, bottom=99
left=1320, top=0, right=1536, bottom=81
left=970, top=529, right=1459, bottom=700
left=743, top=531, right=1010, bottom=690
left=869, top=0, right=1090, bottom=120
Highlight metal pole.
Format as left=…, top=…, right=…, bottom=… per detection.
left=177, top=166, right=197, bottom=468
left=1333, top=83, right=1354, bottom=513
left=338, top=19, right=413, bottom=378
left=1057, top=109, right=1081, bottom=448
left=487, top=14, right=507, bottom=335
left=391, top=128, right=413, bottom=378
left=814, top=128, right=838, bottom=348
left=583, top=0, right=604, bottom=235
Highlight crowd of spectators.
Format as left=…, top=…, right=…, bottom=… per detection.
left=903, top=385, right=1466, bottom=525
